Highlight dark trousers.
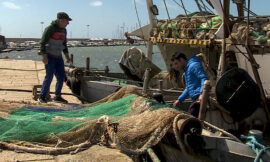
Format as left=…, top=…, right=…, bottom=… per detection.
left=40, top=56, right=65, bottom=97
left=188, top=96, right=200, bottom=117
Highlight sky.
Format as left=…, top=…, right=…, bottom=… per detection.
left=0, top=0, right=269, bottom=38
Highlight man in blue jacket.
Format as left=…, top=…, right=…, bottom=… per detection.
left=172, top=52, right=209, bottom=117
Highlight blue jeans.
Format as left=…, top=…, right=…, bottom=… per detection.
left=40, top=56, right=65, bottom=97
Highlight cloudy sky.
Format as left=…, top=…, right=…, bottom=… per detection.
left=0, top=0, right=268, bottom=38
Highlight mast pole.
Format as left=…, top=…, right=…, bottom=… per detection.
left=146, top=0, right=157, bottom=60
left=245, top=0, right=270, bottom=121
left=217, top=0, right=230, bottom=79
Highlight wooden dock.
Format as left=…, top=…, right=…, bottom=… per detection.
left=0, top=59, right=80, bottom=104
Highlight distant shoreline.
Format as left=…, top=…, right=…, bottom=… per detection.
left=5, top=38, right=135, bottom=43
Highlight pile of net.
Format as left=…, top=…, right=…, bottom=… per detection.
left=0, top=86, right=188, bottom=155
left=119, top=47, right=161, bottom=82
left=151, top=12, right=222, bottom=40
left=230, top=21, right=270, bottom=44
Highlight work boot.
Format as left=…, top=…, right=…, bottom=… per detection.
left=54, top=96, right=68, bottom=104
left=38, top=95, right=47, bottom=103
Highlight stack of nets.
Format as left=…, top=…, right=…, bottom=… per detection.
left=152, top=12, right=222, bottom=40
left=0, top=86, right=187, bottom=156
left=230, top=21, right=270, bottom=44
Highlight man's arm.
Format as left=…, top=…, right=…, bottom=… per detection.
left=40, top=26, right=53, bottom=57
left=178, top=87, right=189, bottom=102
left=63, top=29, right=69, bottom=57
left=174, top=87, right=189, bottom=107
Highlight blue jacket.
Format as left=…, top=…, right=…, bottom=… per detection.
left=178, top=55, right=209, bottom=101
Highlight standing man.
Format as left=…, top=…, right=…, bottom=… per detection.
left=39, top=12, right=71, bottom=103
left=172, top=52, right=209, bottom=117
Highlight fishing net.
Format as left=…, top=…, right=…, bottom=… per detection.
left=230, top=21, right=270, bottom=44
left=0, top=95, right=136, bottom=142
left=153, top=12, right=221, bottom=40
left=0, top=86, right=197, bottom=157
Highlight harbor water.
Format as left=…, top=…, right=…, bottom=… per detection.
left=0, top=46, right=166, bottom=73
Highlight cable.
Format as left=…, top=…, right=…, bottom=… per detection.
left=195, top=0, right=203, bottom=13
left=163, top=0, right=171, bottom=20
left=179, top=0, right=189, bottom=18
left=133, top=0, right=147, bottom=47
left=170, top=0, right=191, bottom=14
left=200, top=0, right=214, bottom=14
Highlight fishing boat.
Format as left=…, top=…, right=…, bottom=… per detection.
left=63, top=0, right=270, bottom=161
left=0, top=0, right=269, bottom=161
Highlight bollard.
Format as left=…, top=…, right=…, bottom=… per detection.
left=104, top=66, right=109, bottom=76
left=70, top=54, right=73, bottom=65
left=143, top=68, right=151, bottom=93
left=158, top=80, right=163, bottom=91
left=198, top=80, right=211, bottom=121
left=85, top=57, right=90, bottom=76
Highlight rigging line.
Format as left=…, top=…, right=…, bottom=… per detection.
left=194, top=0, right=203, bottom=13
left=163, top=0, right=171, bottom=20
left=197, top=0, right=212, bottom=29
left=216, top=0, right=251, bottom=61
left=200, top=0, right=214, bottom=14
left=170, top=0, right=191, bottom=14
left=180, top=0, right=191, bottom=17
left=133, top=0, right=147, bottom=47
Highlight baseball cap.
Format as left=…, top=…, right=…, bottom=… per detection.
left=57, top=12, right=72, bottom=21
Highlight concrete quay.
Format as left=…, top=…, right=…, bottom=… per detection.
left=0, top=59, right=81, bottom=104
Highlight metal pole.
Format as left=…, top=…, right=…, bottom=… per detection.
left=86, top=25, right=90, bottom=39
left=40, top=22, right=44, bottom=35
left=245, top=0, right=270, bottom=121
left=217, top=39, right=226, bottom=80
left=146, top=0, right=157, bottom=60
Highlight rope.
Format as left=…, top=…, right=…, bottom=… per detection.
left=241, top=135, right=270, bottom=162
left=163, top=0, right=171, bottom=20
left=172, top=114, right=190, bottom=154
left=203, top=120, right=242, bottom=142
left=200, top=0, right=214, bottom=14
left=179, top=0, right=190, bottom=22
left=170, top=0, right=191, bottom=14
left=195, top=0, right=203, bottom=13
left=146, top=147, right=161, bottom=162
left=133, top=0, right=147, bottom=47
left=255, top=147, right=270, bottom=162
left=119, top=121, right=172, bottom=155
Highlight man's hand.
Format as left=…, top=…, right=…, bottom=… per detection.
left=42, top=56, right=48, bottom=64
left=65, top=55, right=70, bottom=63
left=198, top=94, right=203, bottom=102
left=173, top=100, right=181, bottom=107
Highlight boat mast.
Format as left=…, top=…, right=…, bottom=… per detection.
left=146, top=0, right=157, bottom=60
left=217, top=0, right=230, bottom=79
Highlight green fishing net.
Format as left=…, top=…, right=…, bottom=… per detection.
left=0, top=95, right=137, bottom=142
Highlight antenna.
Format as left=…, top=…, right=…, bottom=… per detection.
left=86, top=25, right=90, bottom=39
left=40, top=22, right=44, bottom=35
